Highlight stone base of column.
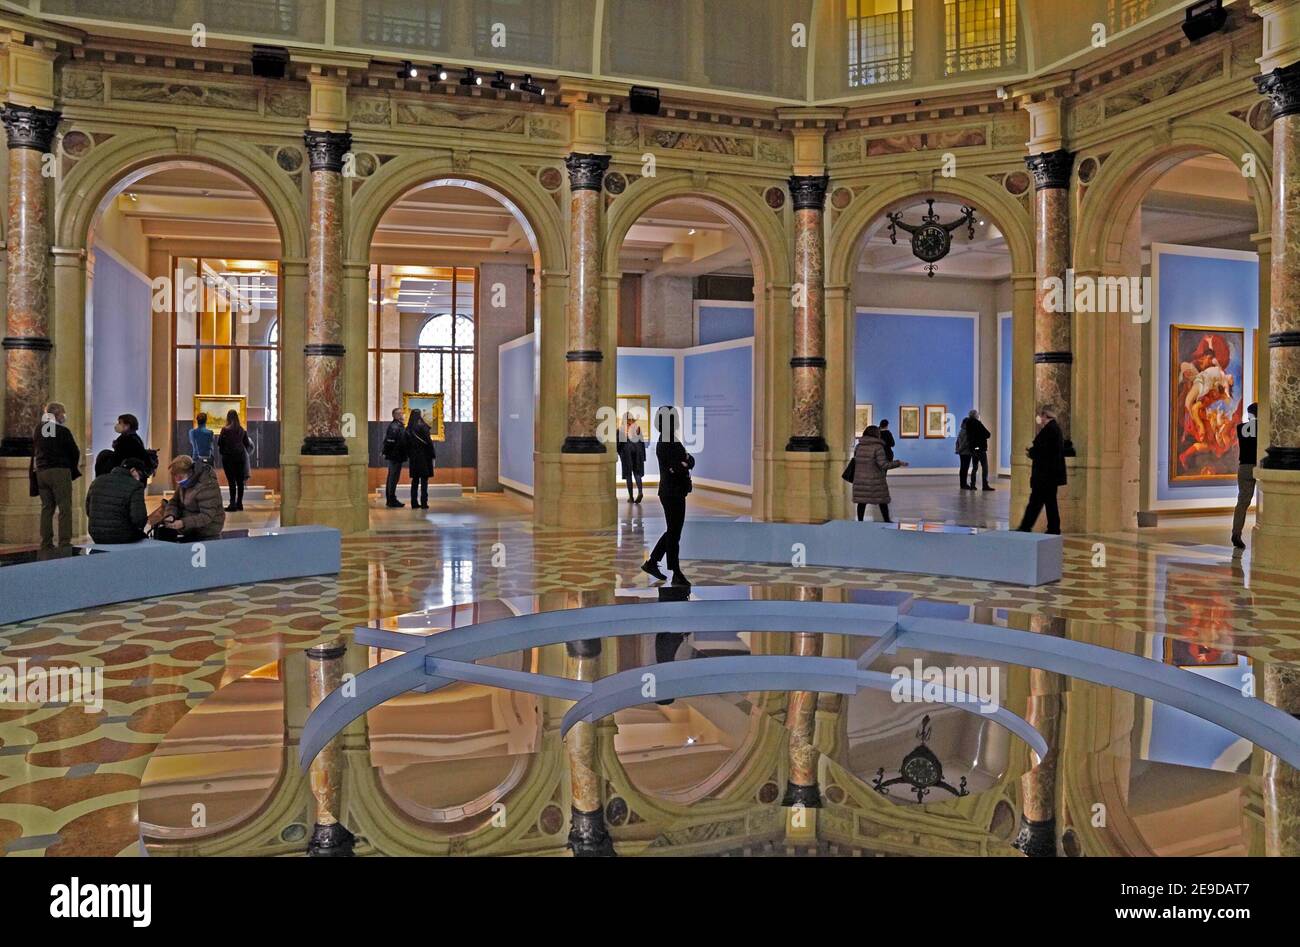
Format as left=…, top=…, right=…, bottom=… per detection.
left=555, top=452, right=616, bottom=529
left=1012, top=815, right=1057, bottom=857
left=307, top=820, right=355, bottom=857
left=567, top=806, right=615, bottom=856
left=781, top=781, right=821, bottom=808
left=0, top=456, right=41, bottom=544
left=1252, top=466, right=1300, bottom=570
left=289, top=454, right=368, bottom=534
left=771, top=453, right=835, bottom=523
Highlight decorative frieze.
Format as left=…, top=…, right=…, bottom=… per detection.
left=394, top=101, right=524, bottom=133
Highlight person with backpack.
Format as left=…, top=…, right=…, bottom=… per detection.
left=381, top=407, right=408, bottom=508
left=216, top=409, right=253, bottom=512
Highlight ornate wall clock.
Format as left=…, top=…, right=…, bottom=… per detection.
left=886, top=199, right=977, bottom=277
left=872, top=714, right=969, bottom=803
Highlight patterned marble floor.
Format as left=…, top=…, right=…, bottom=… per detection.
left=1, top=481, right=1296, bottom=856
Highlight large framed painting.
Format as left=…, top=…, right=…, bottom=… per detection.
left=1169, top=325, right=1244, bottom=484
left=924, top=404, right=948, bottom=438
left=854, top=403, right=873, bottom=432
left=898, top=405, right=920, bottom=439
left=616, top=393, right=652, bottom=442
left=193, top=394, right=247, bottom=428
left=401, top=391, right=446, bottom=441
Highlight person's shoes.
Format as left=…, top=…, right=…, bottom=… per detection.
left=626, top=494, right=635, bottom=503
left=234, top=502, right=244, bottom=511
left=960, top=484, right=973, bottom=490
left=225, top=505, right=236, bottom=513
left=641, top=560, right=667, bottom=581
left=1231, top=533, right=1246, bottom=550
left=635, top=493, right=643, bottom=504
left=386, top=500, right=404, bottom=508
left=671, top=570, right=692, bottom=587
left=982, top=485, right=995, bottom=491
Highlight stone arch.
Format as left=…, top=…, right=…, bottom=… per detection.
left=56, top=129, right=306, bottom=257
left=344, top=151, right=565, bottom=271
left=1074, top=115, right=1271, bottom=273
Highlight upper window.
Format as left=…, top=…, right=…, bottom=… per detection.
left=848, top=0, right=914, bottom=87
left=945, top=0, right=1018, bottom=76
left=417, top=311, right=475, bottom=423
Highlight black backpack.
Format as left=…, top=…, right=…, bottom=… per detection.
left=142, top=448, right=160, bottom=478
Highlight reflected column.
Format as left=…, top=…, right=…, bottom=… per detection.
left=783, top=586, right=825, bottom=807
left=1025, top=149, right=1075, bottom=456
left=786, top=174, right=829, bottom=453
left=565, top=636, right=614, bottom=856
left=306, top=636, right=354, bottom=856
left=1263, top=664, right=1300, bottom=856
left=0, top=104, right=60, bottom=457
left=1015, top=614, right=1066, bottom=857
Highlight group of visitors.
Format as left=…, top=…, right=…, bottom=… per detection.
left=187, top=410, right=254, bottom=513
left=381, top=407, right=437, bottom=509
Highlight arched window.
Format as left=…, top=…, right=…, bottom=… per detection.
left=417, top=312, right=475, bottom=422
left=267, top=320, right=279, bottom=421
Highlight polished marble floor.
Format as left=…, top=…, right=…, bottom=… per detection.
left=1, top=478, right=1296, bottom=856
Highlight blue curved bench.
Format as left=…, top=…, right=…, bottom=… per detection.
left=0, top=525, right=341, bottom=626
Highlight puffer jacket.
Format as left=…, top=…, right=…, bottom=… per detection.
left=852, top=434, right=903, bottom=505
left=85, top=466, right=147, bottom=544
left=162, top=461, right=226, bottom=538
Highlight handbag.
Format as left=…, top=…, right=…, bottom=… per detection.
left=149, top=524, right=182, bottom=543
left=841, top=457, right=856, bottom=483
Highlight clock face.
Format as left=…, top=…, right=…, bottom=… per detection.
left=911, top=224, right=951, bottom=263
left=902, top=754, right=940, bottom=787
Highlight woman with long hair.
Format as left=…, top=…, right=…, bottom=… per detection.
left=405, top=408, right=436, bottom=510
left=641, top=405, right=694, bottom=586
left=216, top=408, right=253, bottom=512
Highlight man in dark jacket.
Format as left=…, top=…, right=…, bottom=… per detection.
left=381, top=407, right=408, bottom=508
left=32, top=401, right=82, bottom=548
left=86, top=457, right=148, bottom=544
left=959, top=409, right=993, bottom=491
left=642, top=406, right=695, bottom=586
left=878, top=418, right=896, bottom=462
left=1016, top=404, right=1067, bottom=535
left=1231, top=402, right=1258, bottom=550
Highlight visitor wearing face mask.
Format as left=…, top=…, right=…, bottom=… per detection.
left=30, top=400, right=82, bottom=549
left=147, top=454, right=225, bottom=540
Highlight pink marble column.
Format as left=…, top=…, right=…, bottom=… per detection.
left=0, top=105, right=60, bottom=457
left=305, top=636, right=354, bottom=855
left=1025, top=150, right=1076, bottom=456
left=782, top=627, right=824, bottom=807
left=301, top=130, right=350, bottom=456
left=1262, top=663, right=1300, bottom=857
left=1256, top=65, right=1300, bottom=471
left=562, top=153, right=610, bottom=454
left=786, top=174, right=829, bottom=453
left=1015, top=614, right=1065, bottom=857
left=565, top=636, right=614, bottom=855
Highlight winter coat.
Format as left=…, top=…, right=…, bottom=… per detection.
left=656, top=440, right=695, bottom=498
left=111, top=430, right=149, bottom=468
left=1027, top=418, right=1068, bottom=490
left=32, top=420, right=81, bottom=479
left=381, top=419, right=408, bottom=463
left=406, top=422, right=436, bottom=478
left=853, top=434, right=903, bottom=505
left=960, top=417, right=991, bottom=453
left=618, top=430, right=646, bottom=478
left=189, top=425, right=215, bottom=463
left=216, top=424, right=253, bottom=478
left=161, top=461, right=226, bottom=538
left=86, top=466, right=147, bottom=544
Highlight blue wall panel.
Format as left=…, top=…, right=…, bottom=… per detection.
left=855, top=311, right=976, bottom=469
left=498, top=338, right=534, bottom=489
left=616, top=352, right=676, bottom=479
left=91, top=251, right=152, bottom=459
left=683, top=343, right=753, bottom=488
left=697, top=304, right=754, bottom=345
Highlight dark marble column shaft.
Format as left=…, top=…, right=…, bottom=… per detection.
left=306, top=637, right=354, bottom=855
left=1026, top=149, right=1076, bottom=457
left=787, top=174, right=829, bottom=453
left=301, top=130, right=350, bottom=455
left=0, top=104, right=59, bottom=457
left=562, top=153, right=610, bottom=454
left=1256, top=64, right=1300, bottom=470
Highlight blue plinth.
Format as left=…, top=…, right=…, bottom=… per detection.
left=677, top=519, right=1061, bottom=586
left=0, top=525, right=342, bottom=625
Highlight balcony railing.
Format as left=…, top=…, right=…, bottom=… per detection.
left=848, top=9, right=914, bottom=87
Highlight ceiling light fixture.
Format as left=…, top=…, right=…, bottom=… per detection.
left=520, top=74, right=543, bottom=96
left=433, top=64, right=448, bottom=81
left=398, top=60, right=418, bottom=80
left=490, top=70, right=514, bottom=91
left=460, top=67, right=482, bottom=87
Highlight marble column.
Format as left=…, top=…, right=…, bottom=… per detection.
left=301, top=130, right=350, bottom=456
left=305, top=636, right=354, bottom=856
left=565, top=636, right=614, bottom=855
left=0, top=104, right=60, bottom=457
left=786, top=174, right=829, bottom=453
left=1015, top=614, right=1066, bottom=857
left=561, top=153, right=610, bottom=454
left=1262, top=663, right=1300, bottom=857
left=1256, top=64, right=1300, bottom=473
left=782, top=630, right=824, bottom=807
left=1025, top=149, right=1076, bottom=456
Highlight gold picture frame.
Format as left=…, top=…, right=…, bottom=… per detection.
left=899, top=405, right=920, bottom=439
left=1169, top=324, right=1243, bottom=484
left=924, top=404, right=948, bottom=438
left=401, top=391, right=446, bottom=441
left=854, top=403, right=873, bottom=433
left=193, top=394, right=248, bottom=429
left=616, top=394, right=652, bottom=440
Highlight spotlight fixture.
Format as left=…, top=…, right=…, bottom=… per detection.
left=250, top=45, right=289, bottom=80
left=490, top=70, right=515, bottom=91
left=398, top=60, right=418, bottom=80
left=629, top=84, right=661, bottom=116
left=433, top=64, right=448, bottom=81
left=520, top=74, right=543, bottom=96
left=1182, top=0, right=1226, bottom=42
left=460, top=67, right=483, bottom=87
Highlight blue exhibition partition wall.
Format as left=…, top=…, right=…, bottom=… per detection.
left=683, top=341, right=753, bottom=489
left=854, top=310, right=977, bottom=471
left=91, top=249, right=153, bottom=459
left=1152, top=245, right=1258, bottom=507
left=999, top=313, right=1013, bottom=474
left=498, top=335, right=535, bottom=491
left=615, top=351, right=676, bottom=480
left=697, top=304, right=755, bottom=345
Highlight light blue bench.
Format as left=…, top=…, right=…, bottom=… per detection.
left=678, top=519, right=1061, bottom=586
left=0, top=525, right=342, bottom=625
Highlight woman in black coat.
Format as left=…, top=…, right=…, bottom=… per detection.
left=405, top=408, right=436, bottom=510
left=111, top=413, right=149, bottom=469
left=641, top=405, right=694, bottom=587
left=216, top=409, right=253, bottom=512
left=617, top=413, right=647, bottom=503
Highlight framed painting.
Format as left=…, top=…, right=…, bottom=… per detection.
left=193, top=394, right=247, bottom=429
left=924, top=404, right=948, bottom=438
left=1169, top=325, right=1244, bottom=484
left=854, top=403, right=873, bottom=432
left=898, top=405, right=920, bottom=439
left=401, top=391, right=446, bottom=441
left=1164, top=637, right=1238, bottom=669
left=616, top=394, right=652, bottom=442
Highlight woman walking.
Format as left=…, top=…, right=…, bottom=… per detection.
left=405, top=408, right=436, bottom=510
left=216, top=409, right=253, bottom=512
left=852, top=424, right=906, bottom=522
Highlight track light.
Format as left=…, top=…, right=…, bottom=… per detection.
left=434, top=64, right=448, bottom=81
left=520, top=74, right=543, bottom=96
left=460, top=67, right=482, bottom=87
left=490, top=70, right=515, bottom=91
left=397, top=60, right=418, bottom=80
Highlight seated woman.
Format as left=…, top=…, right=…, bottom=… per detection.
left=86, top=457, right=149, bottom=544
left=147, top=454, right=225, bottom=540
